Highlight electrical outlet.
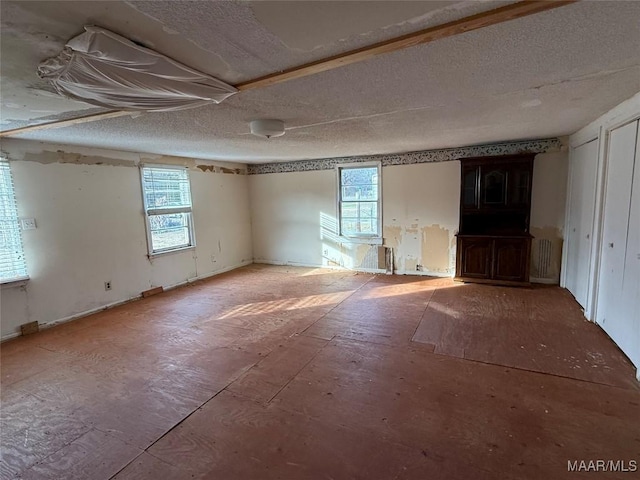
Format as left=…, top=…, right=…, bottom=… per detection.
left=20, top=218, right=37, bottom=230
left=104, top=281, right=112, bottom=291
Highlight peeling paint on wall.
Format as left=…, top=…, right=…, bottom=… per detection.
left=405, top=258, right=418, bottom=272
left=23, top=150, right=136, bottom=168
left=383, top=226, right=402, bottom=248
left=220, top=166, right=245, bottom=175
left=384, top=223, right=455, bottom=276
left=4, top=140, right=248, bottom=175
left=421, top=225, right=450, bottom=273
left=197, top=164, right=246, bottom=174
left=141, top=154, right=194, bottom=169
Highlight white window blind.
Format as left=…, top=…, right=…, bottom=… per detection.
left=0, top=161, right=28, bottom=282
left=141, top=165, right=194, bottom=254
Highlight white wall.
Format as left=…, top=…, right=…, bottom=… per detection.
left=530, top=151, right=569, bottom=282
left=250, top=152, right=568, bottom=279
left=251, top=169, right=334, bottom=268
left=0, top=140, right=252, bottom=339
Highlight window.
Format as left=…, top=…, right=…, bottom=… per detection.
left=141, top=165, right=194, bottom=254
left=0, top=161, right=28, bottom=283
left=337, top=162, right=381, bottom=240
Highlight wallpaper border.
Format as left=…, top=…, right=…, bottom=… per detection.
left=247, top=138, right=563, bottom=175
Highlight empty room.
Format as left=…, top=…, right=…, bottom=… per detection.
left=1, top=1, right=639, bottom=479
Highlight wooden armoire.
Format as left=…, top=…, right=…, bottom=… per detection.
left=454, top=154, right=535, bottom=286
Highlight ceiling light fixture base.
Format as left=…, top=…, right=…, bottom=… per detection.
left=250, top=119, right=285, bottom=139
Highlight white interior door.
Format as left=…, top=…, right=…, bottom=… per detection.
left=596, top=120, right=638, bottom=362
left=565, top=139, right=598, bottom=308
left=620, top=127, right=640, bottom=368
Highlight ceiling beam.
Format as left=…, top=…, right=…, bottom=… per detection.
left=236, top=0, right=577, bottom=91
left=1, top=0, right=577, bottom=137
left=0, top=110, right=132, bottom=138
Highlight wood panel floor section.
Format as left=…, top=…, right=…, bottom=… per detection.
left=1, top=264, right=638, bottom=479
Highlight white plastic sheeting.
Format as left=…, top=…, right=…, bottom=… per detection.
left=38, top=26, right=237, bottom=111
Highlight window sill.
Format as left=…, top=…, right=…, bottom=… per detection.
left=0, top=276, right=30, bottom=290
left=338, top=236, right=383, bottom=245
left=148, top=245, right=195, bottom=259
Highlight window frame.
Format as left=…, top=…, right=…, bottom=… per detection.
left=0, top=159, right=29, bottom=285
left=140, top=164, right=196, bottom=257
left=336, top=161, right=383, bottom=244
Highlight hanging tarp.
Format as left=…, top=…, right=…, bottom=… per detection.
left=37, top=26, right=237, bottom=111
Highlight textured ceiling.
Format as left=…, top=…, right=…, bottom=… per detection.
left=1, top=0, right=639, bottom=163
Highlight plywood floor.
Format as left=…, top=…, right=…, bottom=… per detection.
left=1, top=265, right=638, bottom=479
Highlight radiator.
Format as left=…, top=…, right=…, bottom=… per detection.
left=535, top=238, right=553, bottom=278
left=531, top=237, right=560, bottom=283
left=358, top=246, right=392, bottom=272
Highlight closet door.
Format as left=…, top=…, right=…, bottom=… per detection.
left=620, top=127, right=640, bottom=368
left=565, top=139, right=598, bottom=308
left=596, top=120, right=638, bottom=361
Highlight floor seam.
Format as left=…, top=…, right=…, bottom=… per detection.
left=333, top=334, right=638, bottom=391
left=108, top=450, right=146, bottom=480
left=416, top=346, right=640, bottom=391
left=409, top=285, right=439, bottom=342
left=8, top=423, right=93, bottom=478
left=134, top=386, right=228, bottom=459
left=224, top=341, right=290, bottom=389
left=299, top=274, right=379, bottom=337
left=265, top=337, right=335, bottom=404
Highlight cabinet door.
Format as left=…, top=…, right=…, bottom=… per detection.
left=480, top=168, right=507, bottom=208
left=458, top=237, right=492, bottom=279
left=493, top=238, right=529, bottom=282
left=507, top=165, right=531, bottom=208
left=462, top=166, right=479, bottom=209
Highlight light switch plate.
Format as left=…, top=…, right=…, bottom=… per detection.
left=20, top=218, right=37, bottom=230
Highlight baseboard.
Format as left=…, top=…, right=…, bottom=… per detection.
left=1, top=332, right=22, bottom=342
left=164, top=260, right=253, bottom=291
left=254, top=259, right=340, bottom=269
left=253, top=259, right=385, bottom=274
left=255, top=260, right=457, bottom=277
left=530, top=277, right=559, bottom=285
left=394, top=269, right=454, bottom=278
left=0, top=260, right=253, bottom=342
left=38, top=296, right=142, bottom=333
left=355, top=267, right=387, bottom=274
